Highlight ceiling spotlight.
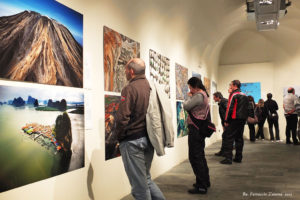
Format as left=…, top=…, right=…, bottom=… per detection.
left=246, top=0, right=291, bottom=31
left=259, top=0, right=273, bottom=5
left=260, top=19, right=276, bottom=25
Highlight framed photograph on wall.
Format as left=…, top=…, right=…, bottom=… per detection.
left=176, top=101, right=188, bottom=138
left=175, top=63, right=188, bottom=100
left=241, top=82, right=261, bottom=103
left=0, top=0, right=83, bottom=87
left=149, top=49, right=170, bottom=98
left=0, top=84, right=84, bottom=192
left=105, top=94, right=121, bottom=160
left=103, top=26, right=140, bottom=93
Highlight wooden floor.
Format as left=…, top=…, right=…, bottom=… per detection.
left=121, top=140, right=300, bottom=200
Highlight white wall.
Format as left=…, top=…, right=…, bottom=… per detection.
left=0, top=0, right=226, bottom=200
left=218, top=62, right=275, bottom=101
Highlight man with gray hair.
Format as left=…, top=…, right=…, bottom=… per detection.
left=283, top=87, right=299, bottom=145
left=116, top=58, right=166, bottom=200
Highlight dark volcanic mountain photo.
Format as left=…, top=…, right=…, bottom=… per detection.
left=0, top=10, right=83, bottom=87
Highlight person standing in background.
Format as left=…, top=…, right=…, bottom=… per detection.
left=247, top=96, right=256, bottom=142
left=221, top=80, right=249, bottom=164
left=283, top=87, right=299, bottom=145
left=213, top=92, right=228, bottom=156
left=255, top=99, right=268, bottom=140
left=264, top=93, right=280, bottom=142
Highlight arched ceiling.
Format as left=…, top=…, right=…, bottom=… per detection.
left=218, top=1, right=300, bottom=66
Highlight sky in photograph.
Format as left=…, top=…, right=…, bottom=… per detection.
left=0, top=0, right=83, bottom=45
left=0, top=85, right=84, bottom=103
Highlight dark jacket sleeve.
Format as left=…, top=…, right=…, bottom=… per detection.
left=219, top=98, right=228, bottom=123
left=115, top=85, right=134, bottom=141
left=248, top=102, right=255, bottom=118
left=262, top=106, right=268, bottom=119
left=274, top=101, right=279, bottom=111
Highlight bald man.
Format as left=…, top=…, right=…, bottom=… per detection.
left=283, top=87, right=299, bottom=145
left=116, top=58, right=166, bottom=200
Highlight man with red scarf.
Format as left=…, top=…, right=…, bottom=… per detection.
left=220, top=80, right=249, bottom=164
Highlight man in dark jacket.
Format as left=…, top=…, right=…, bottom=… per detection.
left=247, top=96, right=256, bottom=142
left=264, top=93, right=280, bottom=141
left=220, top=80, right=249, bottom=164
left=116, top=58, right=165, bottom=200
left=213, top=92, right=228, bottom=156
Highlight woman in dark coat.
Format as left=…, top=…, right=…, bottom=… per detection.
left=183, top=77, right=210, bottom=195
left=255, top=99, right=268, bottom=140
left=247, top=96, right=256, bottom=142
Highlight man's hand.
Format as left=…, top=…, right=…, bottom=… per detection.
left=288, top=108, right=296, bottom=115
left=224, top=122, right=229, bottom=127
left=187, top=92, right=193, bottom=97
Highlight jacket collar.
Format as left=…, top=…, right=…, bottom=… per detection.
left=218, top=98, right=225, bottom=105
left=129, top=74, right=146, bottom=83
left=229, top=89, right=241, bottom=99
left=233, top=89, right=241, bottom=93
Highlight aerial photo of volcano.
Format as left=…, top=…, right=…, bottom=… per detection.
left=0, top=0, right=83, bottom=87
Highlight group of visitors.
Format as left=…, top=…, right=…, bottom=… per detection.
left=244, top=93, right=280, bottom=142
left=214, top=88, right=300, bottom=145
left=110, top=57, right=300, bottom=199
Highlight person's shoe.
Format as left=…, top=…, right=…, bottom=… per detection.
left=293, top=142, right=300, bottom=145
left=233, top=158, right=242, bottom=163
left=286, top=140, right=292, bottom=144
left=220, top=158, right=232, bottom=165
left=262, top=139, right=265, bottom=141
left=214, top=151, right=224, bottom=157
left=193, top=182, right=210, bottom=188
left=188, top=187, right=207, bottom=194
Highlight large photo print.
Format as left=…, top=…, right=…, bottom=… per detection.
left=0, top=0, right=83, bottom=87
left=149, top=49, right=170, bottom=98
left=105, top=95, right=121, bottom=160
left=104, top=26, right=140, bottom=93
left=0, top=85, right=84, bottom=192
left=177, top=101, right=188, bottom=138
left=241, top=82, right=261, bottom=103
left=175, top=63, right=188, bottom=100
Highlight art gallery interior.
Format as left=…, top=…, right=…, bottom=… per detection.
left=1, top=0, right=300, bottom=199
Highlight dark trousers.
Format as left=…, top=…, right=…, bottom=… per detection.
left=248, top=124, right=256, bottom=141
left=188, top=125, right=210, bottom=189
left=285, top=114, right=298, bottom=143
left=218, top=126, right=226, bottom=153
left=256, top=119, right=266, bottom=139
left=223, top=119, right=246, bottom=161
left=267, top=117, right=280, bottom=140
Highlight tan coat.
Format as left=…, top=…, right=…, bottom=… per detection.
left=146, top=81, right=174, bottom=156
